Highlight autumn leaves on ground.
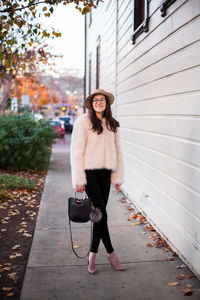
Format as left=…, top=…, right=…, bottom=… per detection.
left=0, top=171, right=46, bottom=299
left=0, top=113, right=55, bottom=299
left=119, top=196, right=197, bottom=297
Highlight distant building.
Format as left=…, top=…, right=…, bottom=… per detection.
left=85, top=0, right=200, bottom=277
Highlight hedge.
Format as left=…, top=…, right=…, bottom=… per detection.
left=0, top=113, right=55, bottom=171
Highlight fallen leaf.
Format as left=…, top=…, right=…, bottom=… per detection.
left=73, top=245, right=79, bottom=249
left=7, top=272, right=18, bottom=284
left=185, top=274, right=193, bottom=279
left=186, top=284, right=193, bottom=289
left=131, top=214, right=137, bottom=219
left=3, top=267, right=11, bottom=271
left=120, top=197, right=125, bottom=203
left=176, top=274, right=186, bottom=280
left=15, top=253, right=22, bottom=257
left=7, top=293, right=14, bottom=296
left=168, top=281, right=179, bottom=286
left=2, top=287, right=12, bottom=291
left=164, top=246, right=171, bottom=252
left=166, top=257, right=174, bottom=261
left=10, top=255, right=16, bottom=259
left=147, top=243, right=153, bottom=247
left=183, top=288, right=193, bottom=295
left=131, top=223, right=137, bottom=226
left=12, top=245, right=20, bottom=250
left=42, top=228, right=48, bottom=231
left=23, top=233, right=32, bottom=237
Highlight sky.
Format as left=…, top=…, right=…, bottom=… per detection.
left=41, top=3, right=85, bottom=78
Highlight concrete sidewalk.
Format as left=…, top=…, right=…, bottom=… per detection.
left=20, top=140, right=200, bottom=300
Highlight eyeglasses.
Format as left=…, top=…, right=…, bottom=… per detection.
left=92, top=98, right=106, bottom=104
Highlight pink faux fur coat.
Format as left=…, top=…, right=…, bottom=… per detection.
left=70, top=113, right=124, bottom=188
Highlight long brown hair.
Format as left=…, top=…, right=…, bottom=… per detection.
left=88, top=95, right=119, bottom=135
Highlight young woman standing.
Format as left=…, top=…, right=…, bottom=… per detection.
left=70, top=89, right=125, bottom=274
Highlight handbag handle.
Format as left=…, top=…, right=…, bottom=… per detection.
left=73, top=191, right=87, bottom=200
left=69, top=219, right=93, bottom=259
left=68, top=191, right=93, bottom=259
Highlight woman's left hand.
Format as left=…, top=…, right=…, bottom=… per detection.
left=114, top=184, right=121, bottom=191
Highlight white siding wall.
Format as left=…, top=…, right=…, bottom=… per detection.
left=86, top=0, right=200, bottom=277
left=85, top=0, right=117, bottom=100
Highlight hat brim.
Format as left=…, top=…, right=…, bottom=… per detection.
left=84, top=90, right=114, bottom=109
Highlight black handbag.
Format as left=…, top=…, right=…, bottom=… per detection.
left=68, top=192, right=91, bottom=223
left=68, top=192, right=92, bottom=259
left=68, top=192, right=102, bottom=259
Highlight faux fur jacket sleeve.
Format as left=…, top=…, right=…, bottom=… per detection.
left=70, top=116, right=87, bottom=188
left=110, top=129, right=124, bottom=185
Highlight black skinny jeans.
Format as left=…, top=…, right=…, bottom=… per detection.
left=85, top=169, right=114, bottom=254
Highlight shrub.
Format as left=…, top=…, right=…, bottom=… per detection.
left=0, top=113, right=55, bottom=171
left=0, top=173, right=36, bottom=190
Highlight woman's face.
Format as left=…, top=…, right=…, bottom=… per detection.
left=92, top=94, right=106, bottom=113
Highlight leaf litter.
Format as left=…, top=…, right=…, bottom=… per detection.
left=0, top=169, right=46, bottom=299
left=119, top=194, right=199, bottom=297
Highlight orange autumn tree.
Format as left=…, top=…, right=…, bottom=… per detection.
left=1, top=42, right=61, bottom=113
left=14, top=75, right=60, bottom=110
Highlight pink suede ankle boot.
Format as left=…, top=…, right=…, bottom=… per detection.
left=87, top=252, right=96, bottom=274
left=107, top=252, right=125, bottom=271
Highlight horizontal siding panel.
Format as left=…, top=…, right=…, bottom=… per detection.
left=117, top=8, right=172, bottom=62
left=118, top=2, right=132, bottom=32
left=118, top=0, right=132, bottom=20
left=119, top=115, right=200, bottom=141
left=118, top=12, right=132, bottom=42
left=123, top=139, right=200, bottom=193
left=101, top=72, right=115, bottom=85
left=171, top=0, right=200, bottom=31
left=122, top=174, right=200, bottom=276
left=117, top=1, right=200, bottom=66
left=120, top=125, right=200, bottom=167
left=117, top=92, right=200, bottom=116
left=118, top=17, right=200, bottom=76
left=117, top=23, right=134, bottom=55
left=117, top=41, right=200, bottom=91
left=117, top=67, right=200, bottom=103
left=122, top=152, right=200, bottom=242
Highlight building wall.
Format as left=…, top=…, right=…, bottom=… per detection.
left=85, top=0, right=200, bottom=277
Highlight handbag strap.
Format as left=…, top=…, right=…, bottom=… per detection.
left=69, top=219, right=93, bottom=259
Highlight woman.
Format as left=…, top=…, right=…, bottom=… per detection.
left=70, top=89, right=125, bottom=274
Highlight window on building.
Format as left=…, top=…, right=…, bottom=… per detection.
left=132, top=0, right=148, bottom=44
left=96, top=37, right=100, bottom=89
left=88, top=55, right=92, bottom=95
left=160, top=0, right=177, bottom=17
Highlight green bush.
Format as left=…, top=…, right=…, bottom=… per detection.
left=0, top=113, right=55, bottom=171
left=0, top=173, right=36, bottom=191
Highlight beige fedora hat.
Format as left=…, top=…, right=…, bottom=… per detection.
left=84, top=89, right=115, bottom=109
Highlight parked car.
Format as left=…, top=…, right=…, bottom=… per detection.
left=33, top=113, right=44, bottom=121
left=50, top=120, right=65, bottom=138
left=59, top=116, right=73, bottom=133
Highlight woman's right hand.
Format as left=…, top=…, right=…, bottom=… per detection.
left=76, top=185, right=85, bottom=193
